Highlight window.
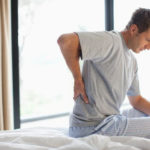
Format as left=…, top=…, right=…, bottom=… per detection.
left=18, top=0, right=105, bottom=128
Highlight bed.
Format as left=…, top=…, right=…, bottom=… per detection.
left=0, top=127, right=150, bottom=150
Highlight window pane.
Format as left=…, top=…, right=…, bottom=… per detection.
left=114, top=0, right=150, bottom=110
left=114, top=0, right=150, bottom=31
left=18, top=0, right=104, bottom=121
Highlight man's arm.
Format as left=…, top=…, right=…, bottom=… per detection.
left=57, top=33, right=89, bottom=103
left=128, top=95, right=150, bottom=115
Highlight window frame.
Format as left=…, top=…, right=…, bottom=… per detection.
left=11, top=0, right=20, bottom=129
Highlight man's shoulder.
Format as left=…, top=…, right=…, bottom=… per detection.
left=75, top=30, right=116, bottom=42
left=78, top=30, right=118, bottom=35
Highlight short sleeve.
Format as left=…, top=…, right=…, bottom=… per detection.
left=127, top=65, right=140, bottom=96
left=76, top=31, right=114, bottom=61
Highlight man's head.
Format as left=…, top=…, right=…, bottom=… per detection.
left=124, top=8, right=150, bottom=53
left=126, top=8, right=150, bottom=33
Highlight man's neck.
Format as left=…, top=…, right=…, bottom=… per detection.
left=120, top=30, right=131, bottom=49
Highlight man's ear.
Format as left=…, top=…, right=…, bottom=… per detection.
left=129, top=24, right=139, bottom=35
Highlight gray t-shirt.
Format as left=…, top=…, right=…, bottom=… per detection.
left=70, top=31, right=140, bottom=127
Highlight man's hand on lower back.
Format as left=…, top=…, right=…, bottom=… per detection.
left=73, top=79, right=89, bottom=104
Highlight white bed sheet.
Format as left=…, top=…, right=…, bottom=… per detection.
left=0, top=127, right=150, bottom=150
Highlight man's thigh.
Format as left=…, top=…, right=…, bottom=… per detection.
left=124, top=116, right=150, bottom=138
left=95, top=114, right=150, bottom=138
left=121, top=108, right=148, bottom=118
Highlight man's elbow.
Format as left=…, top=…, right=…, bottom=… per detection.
left=57, top=33, right=80, bottom=59
left=57, top=33, right=78, bottom=46
left=57, top=34, right=73, bottom=52
left=57, top=34, right=65, bottom=47
left=128, top=95, right=141, bottom=108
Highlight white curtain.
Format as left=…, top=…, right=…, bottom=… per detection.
left=0, top=0, right=13, bottom=130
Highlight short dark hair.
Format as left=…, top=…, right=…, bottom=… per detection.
left=126, top=8, right=150, bottom=33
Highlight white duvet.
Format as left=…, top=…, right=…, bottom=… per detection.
left=0, top=127, right=150, bottom=150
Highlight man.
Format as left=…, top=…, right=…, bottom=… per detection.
left=57, top=8, right=150, bottom=138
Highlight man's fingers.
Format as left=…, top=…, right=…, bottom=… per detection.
left=73, top=92, right=80, bottom=100
left=73, top=92, right=89, bottom=104
left=73, top=96, right=77, bottom=100
left=81, top=93, right=89, bottom=104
